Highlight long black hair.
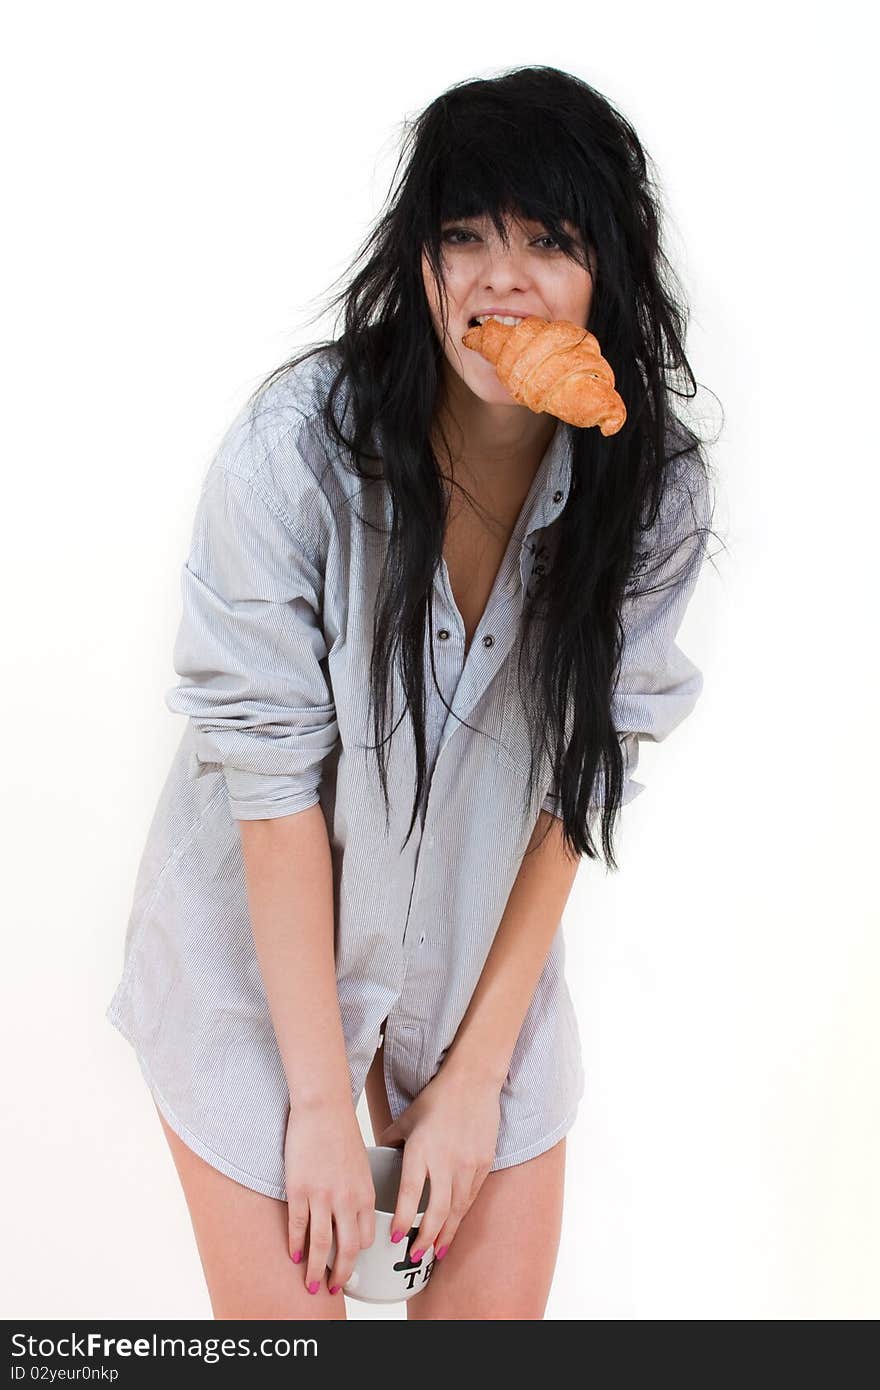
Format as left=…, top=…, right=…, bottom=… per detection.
left=245, top=64, right=721, bottom=869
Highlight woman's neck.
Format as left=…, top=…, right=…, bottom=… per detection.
left=431, top=369, right=558, bottom=496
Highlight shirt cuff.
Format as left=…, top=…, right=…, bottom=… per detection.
left=222, top=768, right=323, bottom=821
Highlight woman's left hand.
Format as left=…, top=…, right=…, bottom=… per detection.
left=374, top=1062, right=502, bottom=1261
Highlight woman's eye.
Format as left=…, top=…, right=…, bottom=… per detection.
left=441, top=228, right=563, bottom=250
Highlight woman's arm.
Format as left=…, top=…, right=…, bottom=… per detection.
left=441, top=810, right=581, bottom=1088
left=240, top=805, right=377, bottom=1295
left=239, top=804, right=353, bottom=1110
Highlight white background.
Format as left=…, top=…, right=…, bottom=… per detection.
left=3, top=0, right=876, bottom=1321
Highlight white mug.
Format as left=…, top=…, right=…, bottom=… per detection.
left=325, top=1145, right=435, bottom=1303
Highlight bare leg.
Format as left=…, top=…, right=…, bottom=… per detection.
left=364, top=1041, right=566, bottom=1319
left=405, top=1137, right=566, bottom=1319
left=154, top=1099, right=347, bottom=1320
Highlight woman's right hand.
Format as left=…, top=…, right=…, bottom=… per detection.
left=284, top=1096, right=376, bottom=1295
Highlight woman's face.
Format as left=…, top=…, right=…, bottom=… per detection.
left=421, top=212, right=596, bottom=409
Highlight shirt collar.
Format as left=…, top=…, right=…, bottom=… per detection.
left=376, top=417, right=573, bottom=545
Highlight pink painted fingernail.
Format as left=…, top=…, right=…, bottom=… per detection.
left=436, top=1245, right=448, bottom=1260
left=307, top=1280, right=320, bottom=1294
left=290, top=1250, right=302, bottom=1263
left=330, top=1284, right=341, bottom=1294
left=412, top=1248, right=424, bottom=1261
left=391, top=1229, right=404, bottom=1243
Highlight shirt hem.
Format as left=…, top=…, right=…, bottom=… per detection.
left=107, top=998, right=582, bottom=1192
left=106, top=1001, right=289, bottom=1202
left=488, top=1097, right=583, bottom=1172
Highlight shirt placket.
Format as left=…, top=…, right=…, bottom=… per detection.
left=383, top=441, right=571, bottom=1055
left=392, top=535, right=528, bottom=994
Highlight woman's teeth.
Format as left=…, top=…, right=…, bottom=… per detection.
left=472, top=313, right=524, bottom=327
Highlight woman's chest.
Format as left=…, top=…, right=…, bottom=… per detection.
left=442, top=496, right=525, bottom=656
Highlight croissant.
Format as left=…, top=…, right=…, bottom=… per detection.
left=461, top=315, right=626, bottom=436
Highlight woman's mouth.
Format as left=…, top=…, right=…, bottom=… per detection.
left=467, top=313, right=526, bottom=328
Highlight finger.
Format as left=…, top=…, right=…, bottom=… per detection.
left=432, top=1166, right=487, bottom=1259
left=390, top=1149, right=428, bottom=1249
left=468, top=1160, right=492, bottom=1208
left=327, top=1208, right=361, bottom=1294
left=358, top=1204, right=376, bottom=1252
left=287, top=1189, right=310, bottom=1266
left=305, top=1201, right=332, bottom=1295
left=376, top=1122, right=403, bottom=1148
left=410, top=1171, right=452, bottom=1261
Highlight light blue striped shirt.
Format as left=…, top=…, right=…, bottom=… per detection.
left=105, top=346, right=708, bottom=1200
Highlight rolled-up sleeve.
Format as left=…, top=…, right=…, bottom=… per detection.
left=541, top=733, right=641, bottom=819
left=165, top=449, right=339, bottom=821
left=542, top=452, right=711, bottom=819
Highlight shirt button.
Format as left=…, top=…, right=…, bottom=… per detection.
left=553, top=490, right=563, bottom=503
left=437, top=628, right=450, bottom=641
left=482, top=634, right=494, bottom=648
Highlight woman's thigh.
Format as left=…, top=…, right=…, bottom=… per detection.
left=153, top=1098, right=346, bottom=1320
left=406, top=1137, right=566, bottom=1320
left=364, top=1044, right=566, bottom=1320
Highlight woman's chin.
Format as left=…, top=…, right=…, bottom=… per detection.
left=464, top=364, right=517, bottom=405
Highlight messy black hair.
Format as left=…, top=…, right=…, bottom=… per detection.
left=246, top=64, right=722, bottom=869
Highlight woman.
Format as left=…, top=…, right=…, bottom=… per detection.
left=106, top=65, right=717, bottom=1320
